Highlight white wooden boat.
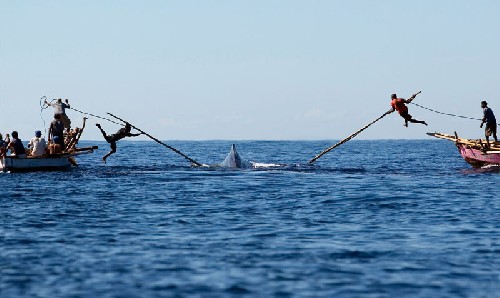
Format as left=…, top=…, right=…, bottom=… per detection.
left=1, top=147, right=97, bottom=172
left=1, top=117, right=98, bottom=172
left=1, top=155, right=73, bottom=172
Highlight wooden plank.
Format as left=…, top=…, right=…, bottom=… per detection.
left=428, top=132, right=500, bottom=151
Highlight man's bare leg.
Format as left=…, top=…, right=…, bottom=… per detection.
left=102, top=151, right=114, bottom=163
left=95, top=123, right=108, bottom=139
left=102, top=142, right=117, bottom=163
left=409, top=119, right=428, bottom=126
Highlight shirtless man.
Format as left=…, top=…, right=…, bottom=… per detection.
left=96, top=123, right=141, bottom=162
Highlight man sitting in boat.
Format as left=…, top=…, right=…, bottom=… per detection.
left=480, top=100, right=497, bottom=147
left=0, top=133, right=8, bottom=157
left=64, top=117, right=87, bottom=152
left=95, top=122, right=142, bottom=163
left=28, top=130, right=47, bottom=157
left=7, top=131, right=27, bottom=158
left=48, top=136, right=63, bottom=155
left=390, top=93, right=428, bottom=127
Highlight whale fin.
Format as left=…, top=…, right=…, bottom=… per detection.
left=221, top=144, right=243, bottom=168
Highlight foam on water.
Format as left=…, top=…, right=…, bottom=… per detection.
left=250, top=162, right=284, bottom=168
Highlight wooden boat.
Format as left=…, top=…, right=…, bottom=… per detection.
left=1, top=147, right=97, bottom=172
left=1, top=117, right=98, bottom=172
left=428, top=132, right=500, bottom=168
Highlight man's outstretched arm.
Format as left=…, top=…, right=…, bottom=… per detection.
left=406, top=92, right=421, bottom=103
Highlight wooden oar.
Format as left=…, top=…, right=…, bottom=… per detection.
left=308, top=91, right=422, bottom=164
left=308, top=109, right=394, bottom=164
left=107, top=112, right=203, bottom=167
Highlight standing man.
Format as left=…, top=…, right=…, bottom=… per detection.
left=95, top=123, right=142, bottom=163
left=480, top=101, right=497, bottom=147
left=49, top=114, right=66, bottom=150
left=390, top=93, right=428, bottom=127
left=45, top=98, right=71, bottom=132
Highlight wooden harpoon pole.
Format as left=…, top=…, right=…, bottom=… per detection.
left=107, top=112, right=203, bottom=167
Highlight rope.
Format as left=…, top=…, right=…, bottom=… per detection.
left=410, top=102, right=500, bottom=127
left=39, top=96, right=51, bottom=136
left=309, top=109, right=394, bottom=164
left=70, top=107, right=123, bottom=126
left=41, top=96, right=123, bottom=133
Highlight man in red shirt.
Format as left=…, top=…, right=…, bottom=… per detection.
left=390, top=93, right=428, bottom=127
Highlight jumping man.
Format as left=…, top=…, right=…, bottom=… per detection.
left=96, top=123, right=142, bottom=162
left=390, top=93, right=428, bottom=127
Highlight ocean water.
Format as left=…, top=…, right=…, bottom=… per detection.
left=1, top=140, right=499, bottom=297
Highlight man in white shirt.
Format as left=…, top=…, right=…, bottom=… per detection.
left=28, top=130, right=47, bottom=157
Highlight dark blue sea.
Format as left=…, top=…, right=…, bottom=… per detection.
left=1, top=140, right=499, bottom=297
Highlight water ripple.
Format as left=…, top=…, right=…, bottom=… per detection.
left=1, top=140, right=499, bottom=297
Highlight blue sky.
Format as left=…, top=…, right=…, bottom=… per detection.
left=1, top=1, right=499, bottom=140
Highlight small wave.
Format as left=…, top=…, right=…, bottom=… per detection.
left=251, top=162, right=284, bottom=168
left=461, top=164, right=500, bottom=174
left=225, top=285, right=251, bottom=294
left=480, top=164, right=500, bottom=171
left=328, top=250, right=387, bottom=260
left=475, top=248, right=500, bottom=254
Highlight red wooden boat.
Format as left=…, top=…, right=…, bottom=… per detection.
left=428, top=132, right=500, bottom=168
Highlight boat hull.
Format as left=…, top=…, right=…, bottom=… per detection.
left=427, top=132, right=500, bottom=168
left=457, top=144, right=500, bottom=168
left=1, top=156, right=74, bottom=172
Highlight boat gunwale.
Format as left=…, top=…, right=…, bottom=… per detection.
left=428, top=132, right=500, bottom=168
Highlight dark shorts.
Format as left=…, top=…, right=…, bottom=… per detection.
left=399, top=112, right=412, bottom=121
left=55, top=134, right=65, bottom=149
left=485, top=122, right=497, bottom=137
left=104, top=136, right=117, bottom=151
left=109, top=141, right=117, bottom=152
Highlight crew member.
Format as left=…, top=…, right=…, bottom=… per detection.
left=480, top=100, right=497, bottom=147
left=95, top=123, right=142, bottom=163
left=28, top=130, right=47, bottom=157
left=391, top=93, right=428, bottom=127
left=8, top=131, right=26, bottom=158
left=45, top=98, right=71, bottom=132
